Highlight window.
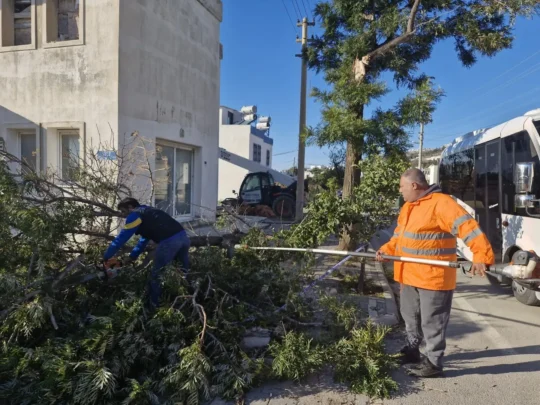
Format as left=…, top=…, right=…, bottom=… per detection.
left=0, top=0, right=35, bottom=50
left=266, top=149, right=270, bottom=166
left=439, top=149, right=476, bottom=208
left=501, top=131, right=540, bottom=216
left=253, top=143, right=261, bottom=163
left=155, top=142, right=193, bottom=217
left=44, top=0, right=84, bottom=46
left=243, top=174, right=261, bottom=192
left=19, top=132, right=36, bottom=173
left=534, top=120, right=540, bottom=137
left=261, top=174, right=270, bottom=188
left=60, top=131, right=80, bottom=181
left=227, top=111, right=234, bottom=125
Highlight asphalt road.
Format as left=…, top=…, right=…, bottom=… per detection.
left=384, top=271, right=540, bottom=405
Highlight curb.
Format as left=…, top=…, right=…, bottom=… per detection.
left=371, top=261, right=400, bottom=327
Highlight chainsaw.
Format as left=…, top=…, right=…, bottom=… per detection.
left=49, top=258, right=126, bottom=290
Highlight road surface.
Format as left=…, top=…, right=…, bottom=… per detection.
left=381, top=271, right=540, bottom=405
left=215, top=270, right=540, bottom=405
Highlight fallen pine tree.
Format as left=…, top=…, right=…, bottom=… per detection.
left=0, top=141, right=401, bottom=404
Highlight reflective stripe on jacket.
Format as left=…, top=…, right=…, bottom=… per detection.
left=380, top=185, right=494, bottom=291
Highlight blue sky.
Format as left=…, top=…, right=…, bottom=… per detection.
left=220, top=1, right=540, bottom=171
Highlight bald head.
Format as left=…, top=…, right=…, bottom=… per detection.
left=402, top=168, right=429, bottom=188
left=399, top=168, right=430, bottom=202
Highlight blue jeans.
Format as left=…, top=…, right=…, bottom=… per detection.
left=149, top=231, right=190, bottom=307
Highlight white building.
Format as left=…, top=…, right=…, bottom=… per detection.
left=218, top=105, right=273, bottom=202
left=0, top=0, right=223, bottom=222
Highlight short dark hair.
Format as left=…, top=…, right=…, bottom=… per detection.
left=402, top=168, right=429, bottom=187
left=117, top=197, right=140, bottom=210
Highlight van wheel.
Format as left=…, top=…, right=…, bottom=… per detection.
left=512, top=281, right=540, bottom=306
left=272, top=195, right=295, bottom=219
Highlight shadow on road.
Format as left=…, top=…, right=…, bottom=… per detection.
left=446, top=345, right=540, bottom=362
left=445, top=310, right=484, bottom=339
left=455, top=280, right=515, bottom=301
left=444, top=359, right=540, bottom=377
left=452, top=306, right=540, bottom=329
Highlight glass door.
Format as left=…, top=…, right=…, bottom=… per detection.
left=175, top=148, right=193, bottom=216
left=155, top=142, right=194, bottom=217
left=475, top=141, right=502, bottom=262
left=155, top=144, right=175, bottom=215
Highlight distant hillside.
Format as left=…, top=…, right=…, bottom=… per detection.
left=407, top=146, right=445, bottom=169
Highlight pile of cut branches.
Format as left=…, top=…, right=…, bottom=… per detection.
left=0, top=141, right=399, bottom=404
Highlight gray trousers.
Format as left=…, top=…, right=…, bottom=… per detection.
left=400, top=285, right=454, bottom=368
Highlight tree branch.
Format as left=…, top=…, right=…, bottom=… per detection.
left=369, top=0, right=422, bottom=59
left=22, top=196, right=120, bottom=216
left=408, top=0, right=422, bottom=32
left=354, top=0, right=422, bottom=79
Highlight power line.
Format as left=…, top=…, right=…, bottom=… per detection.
left=281, top=0, right=297, bottom=33
left=486, top=61, right=540, bottom=94
left=290, top=0, right=302, bottom=20
left=471, top=48, right=540, bottom=94
left=273, top=149, right=298, bottom=157
left=429, top=85, right=540, bottom=137
left=300, top=0, right=311, bottom=20
left=443, top=54, right=540, bottom=116
left=306, top=0, right=315, bottom=14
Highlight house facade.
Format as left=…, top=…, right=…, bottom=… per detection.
left=218, top=105, right=273, bottom=202
left=0, top=0, right=223, bottom=222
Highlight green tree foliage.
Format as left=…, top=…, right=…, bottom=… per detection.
left=398, top=77, right=445, bottom=128
left=307, top=147, right=345, bottom=193
left=276, top=154, right=409, bottom=248
left=269, top=331, right=325, bottom=381
left=307, top=0, right=539, bottom=248
left=0, top=146, right=400, bottom=403
left=330, top=323, right=399, bottom=399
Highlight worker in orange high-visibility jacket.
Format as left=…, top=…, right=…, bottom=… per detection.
left=376, top=168, right=494, bottom=378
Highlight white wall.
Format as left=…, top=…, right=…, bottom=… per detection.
left=118, top=0, right=222, bottom=221
left=218, top=125, right=250, bottom=201
left=0, top=0, right=120, bottom=173
left=250, top=134, right=273, bottom=168
left=219, top=106, right=244, bottom=125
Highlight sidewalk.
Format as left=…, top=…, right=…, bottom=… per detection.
left=209, top=241, right=403, bottom=405
left=311, top=245, right=399, bottom=327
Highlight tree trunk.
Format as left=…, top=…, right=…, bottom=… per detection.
left=338, top=90, right=365, bottom=250
left=338, top=141, right=363, bottom=250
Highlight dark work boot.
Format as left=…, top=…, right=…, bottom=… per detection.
left=407, top=357, right=443, bottom=378
left=397, top=345, right=422, bottom=365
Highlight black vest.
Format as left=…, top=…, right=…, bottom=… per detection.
left=134, top=206, right=185, bottom=243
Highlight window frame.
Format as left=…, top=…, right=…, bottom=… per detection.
left=42, top=0, right=85, bottom=49
left=0, top=124, right=40, bottom=176
left=253, top=143, right=261, bottom=163
left=266, top=149, right=270, bottom=166
left=58, top=129, right=80, bottom=182
left=0, top=0, right=37, bottom=53
left=18, top=130, right=38, bottom=173
left=501, top=130, right=540, bottom=217
left=155, top=140, right=195, bottom=219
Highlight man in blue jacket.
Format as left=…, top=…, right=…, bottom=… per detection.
left=103, top=197, right=191, bottom=307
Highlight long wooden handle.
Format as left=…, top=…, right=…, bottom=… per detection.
left=235, top=245, right=463, bottom=268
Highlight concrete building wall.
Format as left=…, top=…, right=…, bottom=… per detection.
left=249, top=134, right=272, bottom=167
left=0, top=0, right=120, bottom=174
left=118, top=0, right=222, bottom=221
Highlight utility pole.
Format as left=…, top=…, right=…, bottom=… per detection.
left=295, top=17, right=314, bottom=222
left=417, top=123, right=424, bottom=169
